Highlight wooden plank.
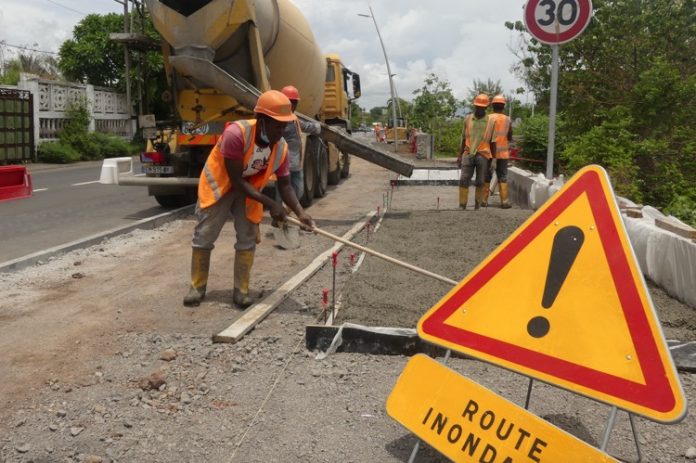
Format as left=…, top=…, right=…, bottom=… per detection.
left=622, top=208, right=643, bottom=219
left=655, top=217, right=696, bottom=240
left=318, top=124, right=414, bottom=177
left=212, top=212, right=377, bottom=344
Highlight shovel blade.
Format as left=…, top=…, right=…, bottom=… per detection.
left=273, top=223, right=300, bottom=250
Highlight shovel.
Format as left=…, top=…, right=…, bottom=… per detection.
left=272, top=220, right=300, bottom=250
left=285, top=216, right=457, bottom=286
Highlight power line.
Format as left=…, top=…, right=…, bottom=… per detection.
left=0, top=42, right=59, bottom=55
left=45, top=0, right=87, bottom=16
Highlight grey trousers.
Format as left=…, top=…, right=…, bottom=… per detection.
left=459, top=154, right=489, bottom=188
left=191, top=190, right=257, bottom=252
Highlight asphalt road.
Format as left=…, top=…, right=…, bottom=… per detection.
left=0, top=159, right=169, bottom=263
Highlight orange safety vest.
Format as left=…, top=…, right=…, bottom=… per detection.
left=490, top=113, right=512, bottom=159
left=198, top=119, right=288, bottom=224
left=463, top=114, right=495, bottom=159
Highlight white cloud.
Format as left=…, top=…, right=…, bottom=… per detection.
left=1, top=0, right=528, bottom=109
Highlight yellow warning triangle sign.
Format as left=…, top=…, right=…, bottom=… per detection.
left=418, top=165, right=686, bottom=422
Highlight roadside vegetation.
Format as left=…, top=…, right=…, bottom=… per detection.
left=2, top=1, right=693, bottom=224
left=37, top=99, right=137, bottom=163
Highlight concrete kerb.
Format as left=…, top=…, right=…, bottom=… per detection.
left=0, top=204, right=194, bottom=274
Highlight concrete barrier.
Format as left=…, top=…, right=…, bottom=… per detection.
left=0, top=165, right=32, bottom=202
left=99, top=157, right=133, bottom=185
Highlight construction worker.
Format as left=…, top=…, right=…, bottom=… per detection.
left=484, top=94, right=513, bottom=209
left=183, top=90, right=314, bottom=308
left=457, top=94, right=495, bottom=210
left=280, top=85, right=321, bottom=201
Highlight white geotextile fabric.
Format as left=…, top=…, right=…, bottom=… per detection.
left=621, top=206, right=696, bottom=308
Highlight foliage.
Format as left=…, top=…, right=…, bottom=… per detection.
left=369, top=106, right=387, bottom=124
left=466, top=78, right=504, bottom=104
left=507, top=0, right=696, bottom=224
left=59, top=14, right=125, bottom=86
left=432, top=119, right=463, bottom=155
left=37, top=141, right=80, bottom=164
left=58, top=11, right=169, bottom=119
left=0, top=52, right=60, bottom=84
left=410, top=74, right=459, bottom=154
left=37, top=99, right=135, bottom=163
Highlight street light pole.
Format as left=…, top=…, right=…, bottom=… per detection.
left=359, top=5, right=398, bottom=151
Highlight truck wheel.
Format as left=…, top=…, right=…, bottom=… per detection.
left=340, top=152, right=350, bottom=179
left=301, top=143, right=316, bottom=207
left=327, top=145, right=341, bottom=186
left=315, top=139, right=328, bottom=198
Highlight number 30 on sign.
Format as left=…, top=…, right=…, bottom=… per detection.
left=524, top=0, right=593, bottom=45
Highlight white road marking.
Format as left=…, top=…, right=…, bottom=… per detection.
left=71, top=180, right=101, bottom=186
left=33, top=188, right=48, bottom=192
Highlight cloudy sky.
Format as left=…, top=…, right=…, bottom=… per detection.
left=0, top=0, right=529, bottom=109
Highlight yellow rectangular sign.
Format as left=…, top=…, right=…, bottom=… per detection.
left=387, top=355, right=618, bottom=463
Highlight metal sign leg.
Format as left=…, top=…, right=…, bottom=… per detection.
left=600, top=406, right=618, bottom=452
left=628, top=413, right=643, bottom=462
left=524, top=377, right=534, bottom=410
left=407, top=350, right=451, bottom=462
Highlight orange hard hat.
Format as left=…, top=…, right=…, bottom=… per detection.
left=473, top=94, right=490, bottom=107
left=492, top=94, right=506, bottom=105
left=254, top=90, right=296, bottom=122
left=280, top=85, right=300, bottom=101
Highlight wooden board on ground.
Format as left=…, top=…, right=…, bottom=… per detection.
left=212, top=212, right=376, bottom=343
left=655, top=217, right=696, bottom=239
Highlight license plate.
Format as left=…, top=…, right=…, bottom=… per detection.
left=143, top=166, right=174, bottom=174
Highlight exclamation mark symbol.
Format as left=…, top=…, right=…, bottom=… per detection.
left=527, top=226, right=585, bottom=338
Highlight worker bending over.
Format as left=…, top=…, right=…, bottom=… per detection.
left=280, top=85, right=321, bottom=201
left=457, top=94, right=496, bottom=210
left=183, top=90, right=314, bottom=308
left=484, top=94, right=513, bottom=209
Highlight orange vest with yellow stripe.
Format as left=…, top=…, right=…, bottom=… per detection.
left=198, top=119, right=288, bottom=224
left=463, top=114, right=495, bottom=159
left=490, top=112, right=512, bottom=159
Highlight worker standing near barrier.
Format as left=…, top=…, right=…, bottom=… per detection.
left=280, top=85, right=321, bottom=201
left=457, top=94, right=495, bottom=210
left=484, top=94, right=513, bottom=209
left=183, top=90, right=314, bottom=308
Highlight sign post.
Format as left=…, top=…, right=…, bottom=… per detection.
left=523, top=0, right=593, bottom=179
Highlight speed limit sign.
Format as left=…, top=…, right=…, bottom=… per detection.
left=524, top=0, right=593, bottom=45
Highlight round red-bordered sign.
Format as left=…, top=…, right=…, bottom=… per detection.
left=524, top=0, right=593, bottom=45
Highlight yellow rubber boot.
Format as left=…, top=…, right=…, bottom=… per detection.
left=183, top=248, right=211, bottom=307
left=481, top=182, right=490, bottom=208
left=233, top=250, right=255, bottom=308
left=458, top=187, right=468, bottom=209
left=499, top=182, right=512, bottom=209
left=474, top=186, right=484, bottom=210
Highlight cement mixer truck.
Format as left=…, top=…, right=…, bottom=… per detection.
left=104, top=0, right=413, bottom=208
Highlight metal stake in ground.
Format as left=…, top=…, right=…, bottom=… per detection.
left=331, top=251, right=338, bottom=321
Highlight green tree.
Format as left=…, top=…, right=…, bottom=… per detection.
left=411, top=74, right=458, bottom=154
left=59, top=13, right=125, bottom=86
left=0, top=52, right=60, bottom=84
left=58, top=11, right=169, bottom=119
left=466, top=78, right=504, bottom=104
left=369, top=106, right=387, bottom=124
left=507, top=0, right=696, bottom=225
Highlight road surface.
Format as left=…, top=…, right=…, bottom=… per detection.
left=0, top=159, right=164, bottom=263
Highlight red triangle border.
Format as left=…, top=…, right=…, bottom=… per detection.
left=421, top=169, right=675, bottom=413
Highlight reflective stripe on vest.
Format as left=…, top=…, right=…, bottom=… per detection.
left=198, top=119, right=288, bottom=223
left=464, top=114, right=495, bottom=159
left=491, top=113, right=511, bottom=159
